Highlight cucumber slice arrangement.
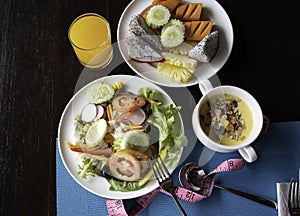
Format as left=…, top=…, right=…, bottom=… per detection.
left=145, top=6, right=185, bottom=48
left=146, top=5, right=171, bottom=29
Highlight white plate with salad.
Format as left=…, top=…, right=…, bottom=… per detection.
left=117, top=0, right=233, bottom=87
left=57, top=75, right=188, bottom=199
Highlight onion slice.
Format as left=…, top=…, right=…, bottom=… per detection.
left=127, top=108, right=146, bottom=125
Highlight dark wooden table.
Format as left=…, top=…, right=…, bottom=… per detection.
left=1, top=0, right=299, bottom=215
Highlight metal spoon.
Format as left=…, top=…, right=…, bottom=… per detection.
left=179, top=163, right=278, bottom=209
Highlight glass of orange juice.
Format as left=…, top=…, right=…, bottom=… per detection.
left=68, top=13, right=113, bottom=69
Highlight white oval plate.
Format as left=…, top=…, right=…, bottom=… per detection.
left=57, top=75, right=187, bottom=199
left=117, top=0, right=233, bottom=87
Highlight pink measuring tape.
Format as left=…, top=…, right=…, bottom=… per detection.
left=106, top=158, right=247, bottom=216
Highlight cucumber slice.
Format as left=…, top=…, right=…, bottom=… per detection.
left=146, top=5, right=171, bottom=29
left=120, top=131, right=150, bottom=152
left=160, top=25, right=185, bottom=48
left=161, top=19, right=185, bottom=35
left=85, top=82, right=115, bottom=104
left=85, top=119, right=107, bottom=147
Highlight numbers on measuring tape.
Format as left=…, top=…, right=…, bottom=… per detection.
left=210, top=158, right=247, bottom=173
left=185, top=191, right=195, bottom=201
left=175, top=187, right=205, bottom=203
left=227, top=159, right=247, bottom=170
left=106, top=199, right=127, bottom=216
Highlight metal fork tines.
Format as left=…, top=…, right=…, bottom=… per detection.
left=149, top=155, right=187, bottom=216
left=288, top=180, right=300, bottom=216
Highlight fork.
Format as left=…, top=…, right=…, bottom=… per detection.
left=288, top=179, right=300, bottom=215
left=149, top=155, right=187, bottom=216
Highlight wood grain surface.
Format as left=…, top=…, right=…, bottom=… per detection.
left=0, top=0, right=299, bottom=215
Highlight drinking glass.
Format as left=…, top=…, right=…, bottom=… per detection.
left=68, top=13, right=113, bottom=69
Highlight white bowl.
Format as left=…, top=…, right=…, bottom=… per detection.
left=192, top=85, right=263, bottom=162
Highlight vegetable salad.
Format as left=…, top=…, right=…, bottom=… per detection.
left=65, top=81, right=187, bottom=192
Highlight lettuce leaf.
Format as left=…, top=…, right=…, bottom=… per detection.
left=139, top=88, right=188, bottom=167
left=108, top=178, right=143, bottom=192
left=138, top=87, right=163, bottom=102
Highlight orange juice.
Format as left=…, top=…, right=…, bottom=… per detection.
left=68, top=13, right=112, bottom=69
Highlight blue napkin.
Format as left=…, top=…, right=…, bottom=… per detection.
left=57, top=122, right=300, bottom=216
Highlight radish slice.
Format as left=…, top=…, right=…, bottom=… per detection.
left=94, top=105, right=105, bottom=121
left=127, top=108, right=146, bottom=125
left=81, top=103, right=97, bottom=123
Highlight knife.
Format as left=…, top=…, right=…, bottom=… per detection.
left=213, top=184, right=278, bottom=209
left=191, top=178, right=278, bottom=209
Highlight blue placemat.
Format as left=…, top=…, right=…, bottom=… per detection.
left=56, top=122, right=300, bottom=216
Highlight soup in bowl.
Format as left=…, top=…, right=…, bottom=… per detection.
left=192, top=84, right=263, bottom=163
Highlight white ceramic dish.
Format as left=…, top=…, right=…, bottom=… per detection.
left=117, top=0, right=233, bottom=87
left=57, top=75, right=186, bottom=199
